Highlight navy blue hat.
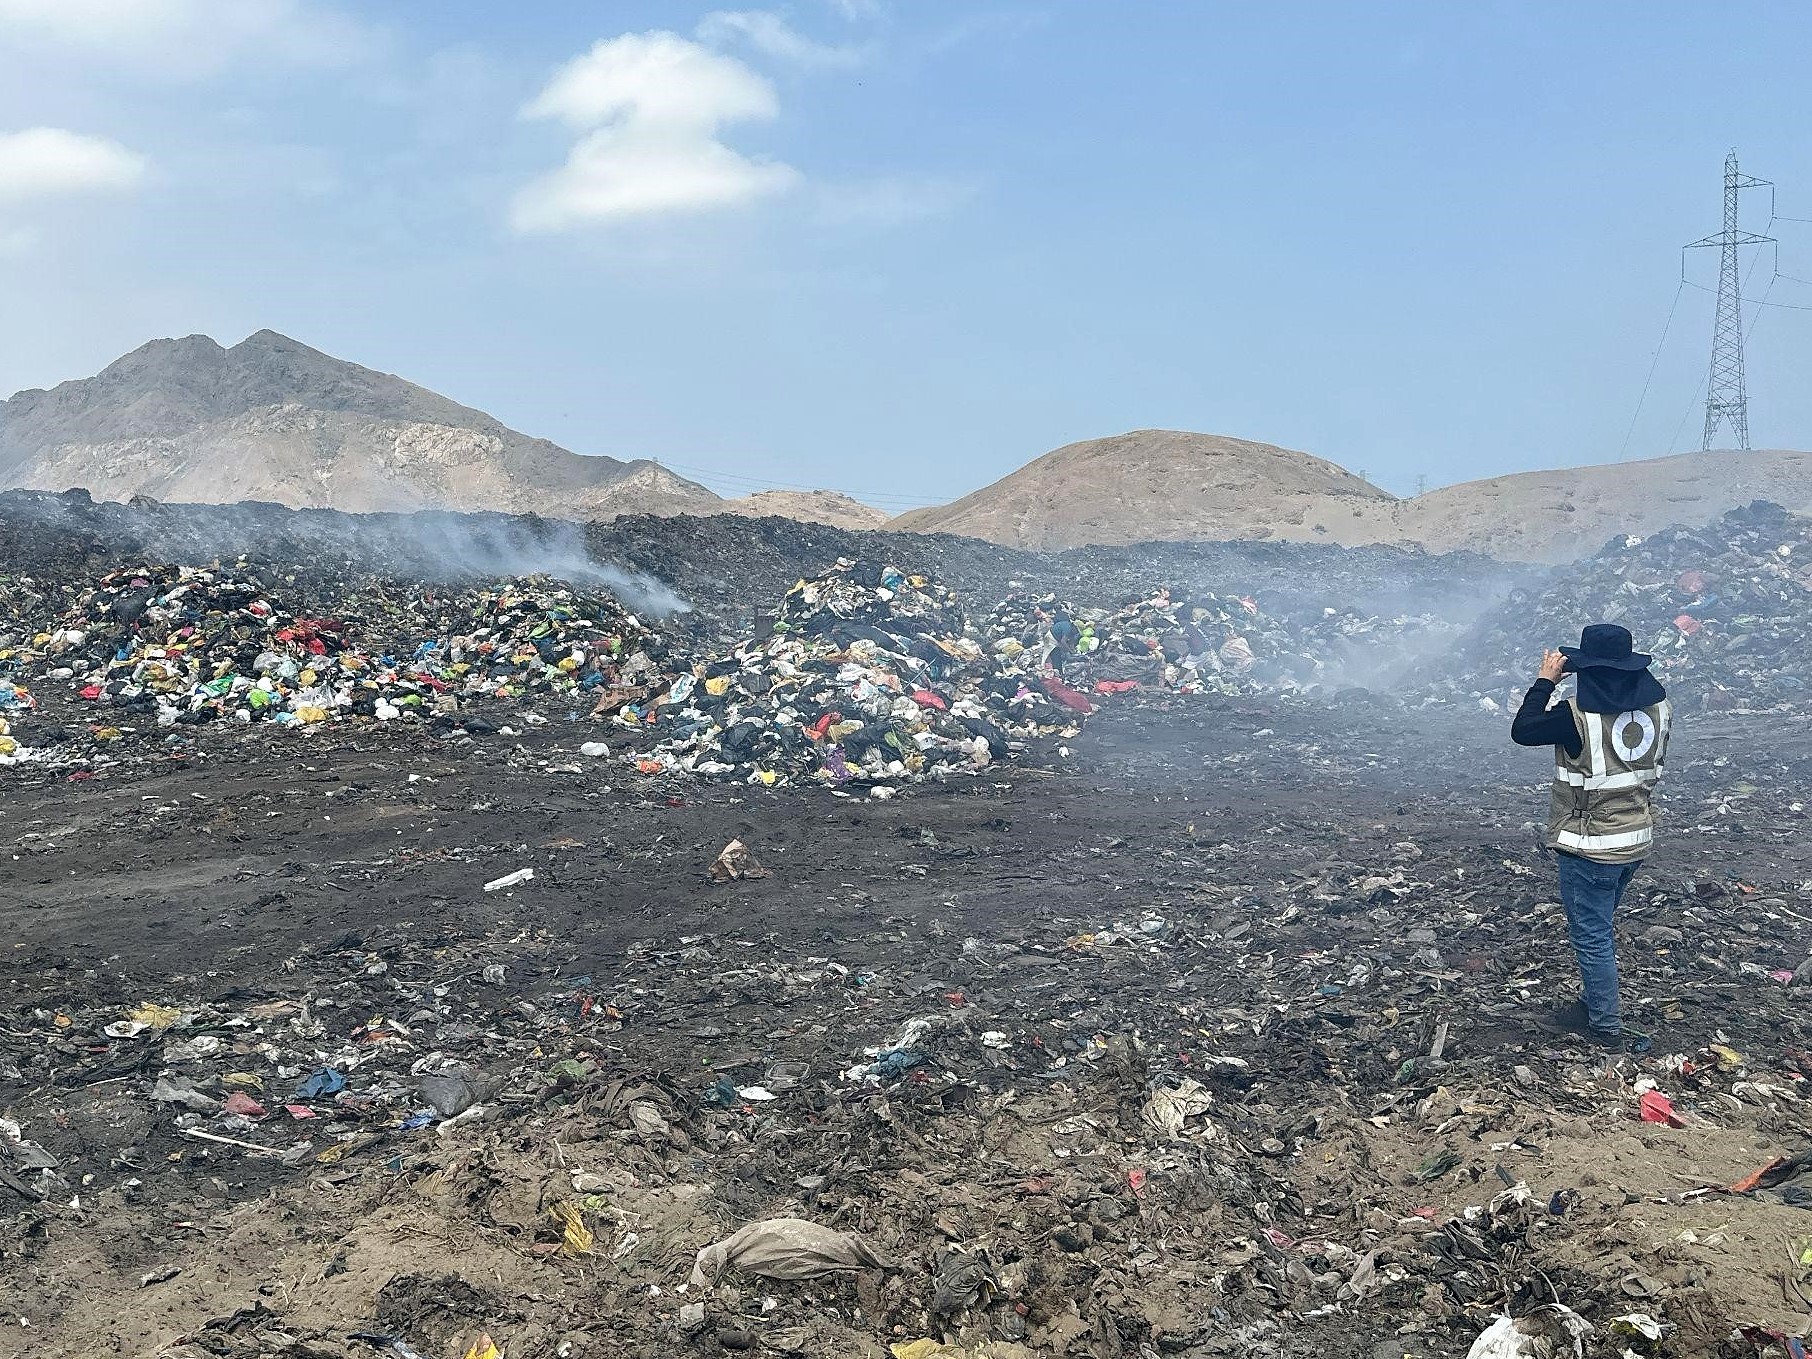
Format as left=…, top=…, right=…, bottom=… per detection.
left=1560, top=623, right=1652, bottom=672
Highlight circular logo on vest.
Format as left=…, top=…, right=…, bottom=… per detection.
left=1613, top=709, right=1657, bottom=761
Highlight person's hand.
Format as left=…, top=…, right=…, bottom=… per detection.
left=1539, top=649, right=1567, bottom=683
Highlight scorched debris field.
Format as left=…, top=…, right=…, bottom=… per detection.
left=4, top=491, right=1812, bottom=1359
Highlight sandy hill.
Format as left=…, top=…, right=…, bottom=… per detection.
left=726, top=489, right=888, bottom=530
left=0, top=330, right=722, bottom=520
left=892, top=430, right=1812, bottom=563
left=1388, top=449, right=1812, bottom=562
left=891, top=430, right=1392, bottom=551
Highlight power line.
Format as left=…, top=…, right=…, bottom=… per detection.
left=1682, top=274, right=1812, bottom=310
left=1617, top=278, right=1685, bottom=462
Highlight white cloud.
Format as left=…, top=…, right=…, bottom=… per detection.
left=524, top=30, right=778, bottom=130
left=511, top=31, right=800, bottom=233
left=0, top=0, right=374, bottom=76
left=0, top=128, right=147, bottom=204
left=696, top=10, right=865, bottom=68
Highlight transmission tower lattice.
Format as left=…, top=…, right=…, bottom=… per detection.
left=1686, top=150, right=1772, bottom=451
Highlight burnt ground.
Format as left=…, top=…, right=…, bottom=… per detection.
left=5, top=695, right=1812, bottom=1358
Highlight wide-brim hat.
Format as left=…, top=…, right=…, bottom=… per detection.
left=1559, top=622, right=1652, bottom=672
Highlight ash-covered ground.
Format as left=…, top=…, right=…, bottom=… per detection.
left=4, top=492, right=1812, bottom=1359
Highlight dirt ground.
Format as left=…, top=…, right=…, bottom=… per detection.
left=5, top=696, right=1812, bottom=1359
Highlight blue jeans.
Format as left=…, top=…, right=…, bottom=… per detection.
left=1556, top=851, right=1641, bottom=1036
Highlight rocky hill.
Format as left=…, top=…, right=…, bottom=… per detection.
left=0, top=330, right=723, bottom=520
left=892, top=429, right=1812, bottom=563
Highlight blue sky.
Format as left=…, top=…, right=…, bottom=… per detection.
left=3, top=2, right=1812, bottom=508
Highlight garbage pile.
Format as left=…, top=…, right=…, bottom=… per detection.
left=632, top=559, right=1079, bottom=788
left=987, top=588, right=1273, bottom=693
left=0, top=675, right=31, bottom=764
left=1456, top=502, right=1812, bottom=711
left=42, top=563, right=391, bottom=728
left=0, top=562, right=674, bottom=738
left=987, top=587, right=1466, bottom=698
left=403, top=575, right=671, bottom=712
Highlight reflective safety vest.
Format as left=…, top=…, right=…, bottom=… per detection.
left=1545, top=698, right=1671, bottom=864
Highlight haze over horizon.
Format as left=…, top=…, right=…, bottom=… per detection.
left=4, top=1, right=1812, bottom=506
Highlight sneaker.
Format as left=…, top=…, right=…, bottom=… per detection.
left=1589, top=1025, right=1652, bottom=1056
left=1547, top=1000, right=1593, bottom=1036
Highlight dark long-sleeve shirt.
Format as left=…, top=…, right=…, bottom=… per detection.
left=1510, top=678, right=1584, bottom=758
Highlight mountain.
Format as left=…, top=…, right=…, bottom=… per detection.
left=726, top=489, right=888, bottom=530
left=0, top=330, right=721, bottom=519
left=889, top=430, right=1393, bottom=551
left=890, top=430, right=1812, bottom=563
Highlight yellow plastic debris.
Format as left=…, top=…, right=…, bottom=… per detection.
left=552, top=1202, right=594, bottom=1256
left=1709, top=1043, right=1744, bottom=1071
left=295, top=705, right=329, bottom=724
left=462, top=1336, right=502, bottom=1359
left=130, top=1002, right=183, bottom=1029
left=891, top=1342, right=969, bottom=1359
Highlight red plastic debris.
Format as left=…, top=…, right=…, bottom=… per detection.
left=1638, top=1090, right=1687, bottom=1127
left=1674, top=613, right=1703, bottom=637
left=1726, top=1154, right=1791, bottom=1194
left=1041, top=675, right=1094, bottom=714
left=221, top=1092, right=267, bottom=1119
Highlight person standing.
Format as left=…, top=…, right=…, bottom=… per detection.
left=1511, top=624, right=1672, bottom=1050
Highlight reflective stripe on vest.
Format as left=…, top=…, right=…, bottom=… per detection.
left=1553, top=767, right=1661, bottom=791
left=1554, top=826, right=1654, bottom=852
